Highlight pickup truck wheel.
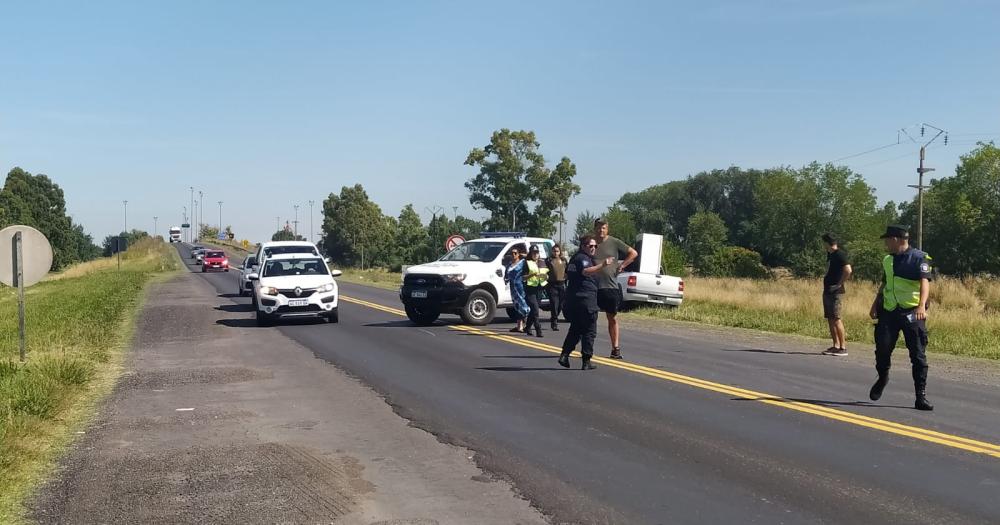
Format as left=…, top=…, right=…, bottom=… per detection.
left=405, top=304, right=440, bottom=326
left=461, top=289, right=496, bottom=326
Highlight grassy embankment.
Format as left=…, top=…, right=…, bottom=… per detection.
left=336, top=268, right=1000, bottom=360
left=0, top=238, right=181, bottom=523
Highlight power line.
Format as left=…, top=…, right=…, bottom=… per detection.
left=828, top=142, right=901, bottom=163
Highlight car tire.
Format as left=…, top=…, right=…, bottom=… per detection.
left=461, top=289, right=496, bottom=326
left=327, top=308, right=339, bottom=324
left=201, top=267, right=206, bottom=273
left=256, top=309, right=273, bottom=327
left=405, top=304, right=440, bottom=326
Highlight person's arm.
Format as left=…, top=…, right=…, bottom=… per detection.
left=618, top=246, right=638, bottom=274
left=916, top=279, right=930, bottom=320
left=870, top=284, right=883, bottom=319
left=583, top=257, right=613, bottom=276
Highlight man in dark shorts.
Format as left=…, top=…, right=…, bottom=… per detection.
left=821, top=233, right=852, bottom=356
left=593, top=218, right=638, bottom=360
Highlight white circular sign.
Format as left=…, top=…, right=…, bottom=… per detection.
left=445, top=234, right=466, bottom=251
left=0, top=225, right=54, bottom=287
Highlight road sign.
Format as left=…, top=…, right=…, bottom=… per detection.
left=242, top=239, right=250, bottom=249
left=0, top=225, right=53, bottom=288
left=217, top=232, right=226, bottom=240
left=181, top=223, right=191, bottom=228
left=445, top=234, right=466, bottom=252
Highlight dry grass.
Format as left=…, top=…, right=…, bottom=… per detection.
left=630, top=276, right=1000, bottom=360
left=337, top=268, right=402, bottom=291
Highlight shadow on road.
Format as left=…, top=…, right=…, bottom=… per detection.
left=733, top=397, right=913, bottom=410
left=218, top=293, right=243, bottom=299
left=215, top=304, right=253, bottom=313
left=216, top=318, right=259, bottom=328
left=723, top=348, right=822, bottom=357
left=477, top=366, right=564, bottom=372
left=365, top=320, right=425, bottom=328
left=482, top=355, right=558, bottom=359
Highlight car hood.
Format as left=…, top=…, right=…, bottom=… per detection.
left=404, top=261, right=486, bottom=275
left=259, top=275, right=336, bottom=289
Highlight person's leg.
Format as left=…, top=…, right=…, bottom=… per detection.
left=835, top=319, right=847, bottom=350
left=901, top=316, right=932, bottom=410
left=581, top=311, right=598, bottom=369
left=871, top=312, right=900, bottom=400
left=550, top=286, right=562, bottom=330
left=560, top=305, right=583, bottom=367
left=826, top=318, right=838, bottom=349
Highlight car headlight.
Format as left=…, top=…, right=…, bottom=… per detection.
left=261, top=286, right=279, bottom=296
left=319, top=283, right=335, bottom=293
left=442, top=273, right=466, bottom=283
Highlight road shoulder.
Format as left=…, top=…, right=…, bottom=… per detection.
left=29, top=272, right=547, bottom=524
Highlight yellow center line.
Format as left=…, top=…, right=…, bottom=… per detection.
left=340, top=295, right=1000, bottom=458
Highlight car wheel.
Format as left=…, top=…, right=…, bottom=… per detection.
left=461, top=289, right=496, bottom=326
left=256, top=308, right=273, bottom=327
left=201, top=267, right=206, bottom=273
left=327, top=308, right=339, bottom=324
left=405, top=304, right=440, bottom=326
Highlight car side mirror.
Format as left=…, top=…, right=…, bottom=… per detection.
left=330, top=269, right=343, bottom=277
left=248, top=274, right=259, bottom=281
left=495, top=269, right=503, bottom=277
left=324, top=257, right=332, bottom=263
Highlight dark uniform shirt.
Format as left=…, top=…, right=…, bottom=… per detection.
left=887, top=248, right=934, bottom=283
left=566, top=251, right=599, bottom=313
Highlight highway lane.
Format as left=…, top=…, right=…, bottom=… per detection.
left=179, top=245, right=1000, bottom=524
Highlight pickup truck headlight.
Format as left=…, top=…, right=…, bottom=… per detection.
left=261, top=286, right=279, bottom=296
left=442, top=273, right=466, bottom=283
left=318, top=283, right=335, bottom=293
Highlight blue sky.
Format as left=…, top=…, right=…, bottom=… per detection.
left=2, top=0, right=998, bottom=243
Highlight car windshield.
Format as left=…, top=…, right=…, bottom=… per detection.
left=440, top=241, right=506, bottom=262
left=264, top=246, right=317, bottom=257
left=245, top=256, right=257, bottom=266
left=263, top=258, right=327, bottom=277
left=206, top=251, right=224, bottom=258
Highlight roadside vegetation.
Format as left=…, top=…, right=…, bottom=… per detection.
left=0, top=237, right=180, bottom=523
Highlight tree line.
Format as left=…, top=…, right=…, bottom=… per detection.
left=0, top=167, right=103, bottom=269
left=319, top=130, right=998, bottom=280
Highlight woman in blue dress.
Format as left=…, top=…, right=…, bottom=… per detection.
left=506, top=245, right=530, bottom=333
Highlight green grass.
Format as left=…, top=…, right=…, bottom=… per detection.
left=0, top=237, right=181, bottom=523
left=337, top=268, right=402, bottom=292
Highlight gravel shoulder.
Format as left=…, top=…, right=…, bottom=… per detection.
left=29, top=272, right=547, bottom=525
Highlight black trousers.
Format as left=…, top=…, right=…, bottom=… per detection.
left=548, top=282, right=566, bottom=327
left=875, top=307, right=929, bottom=392
left=525, top=286, right=543, bottom=334
left=561, top=301, right=598, bottom=360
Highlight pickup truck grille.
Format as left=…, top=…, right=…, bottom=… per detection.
left=404, top=274, right=444, bottom=287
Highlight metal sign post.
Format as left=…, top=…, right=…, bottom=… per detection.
left=13, top=232, right=26, bottom=362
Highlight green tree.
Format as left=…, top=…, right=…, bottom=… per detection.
left=900, top=142, right=1000, bottom=275
left=571, top=210, right=597, bottom=249
left=394, top=204, right=428, bottom=266
left=702, top=246, right=770, bottom=279
left=102, top=229, right=149, bottom=256
left=603, top=207, right=638, bottom=245
left=321, top=184, right=395, bottom=268
left=686, top=211, right=728, bottom=270
left=271, top=229, right=299, bottom=241
left=200, top=225, right=220, bottom=240
left=661, top=239, right=688, bottom=276
left=465, top=129, right=580, bottom=236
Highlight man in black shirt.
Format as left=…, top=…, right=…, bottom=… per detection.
left=558, top=235, right=614, bottom=370
left=821, top=233, right=853, bottom=356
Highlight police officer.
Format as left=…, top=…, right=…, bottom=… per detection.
left=558, top=235, right=615, bottom=370
left=868, top=225, right=935, bottom=411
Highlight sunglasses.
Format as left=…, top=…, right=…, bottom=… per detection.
left=586, top=244, right=598, bottom=248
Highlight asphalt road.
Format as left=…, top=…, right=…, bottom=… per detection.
left=182, top=244, right=1000, bottom=524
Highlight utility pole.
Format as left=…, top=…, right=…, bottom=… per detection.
left=276, top=216, right=281, bottom=235
left=557, top=207, right=565, bottom=247
left=189, top=186, right=194, bottom=243
left=452, top=206, right=459, bottom=221
left=183, top=207, right=187, bottom=239
left=153, top=216, right=158, bottom=238
left=199, top=191, right=204, bottom=239
left=123, top=200, right=128, bottom=233
left=906, top=123, right=947, bottom=250
left=293, top=204, right=300, bottom=238
left=308, top=200, right=315, bottom=241
left=218, top=201, right=223, bottom=235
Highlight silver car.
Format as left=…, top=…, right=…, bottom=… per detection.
left=238, top=255, right=258, bottom=296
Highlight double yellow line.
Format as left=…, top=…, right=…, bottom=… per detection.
left=341, top=295, right=1000, bottom=459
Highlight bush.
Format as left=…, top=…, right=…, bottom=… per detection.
left=847, top=241, right=886, bottom=283
left=702, top=246, right=771, bottom=279
left=789, top=249, right=826, bottom=278
left=662, top=239, right=688, bottom=276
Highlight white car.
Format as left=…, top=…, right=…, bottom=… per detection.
left=400, top=234, right=555, bottom=326
left=249, top=253, right=342, bottom=326
left=237, top=254, right=258, bottom=296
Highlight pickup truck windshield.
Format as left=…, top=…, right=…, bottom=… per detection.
left=263, top=258, right=327, bottom=277
left=440, top=242, right=506, bottom=262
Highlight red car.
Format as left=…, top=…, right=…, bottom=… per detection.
left=201, top=250, right=229, bottom=272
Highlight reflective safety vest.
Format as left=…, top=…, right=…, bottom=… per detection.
left=882, top=249, right=932, bottom=311
left=526, top=260, right=549, bottom=288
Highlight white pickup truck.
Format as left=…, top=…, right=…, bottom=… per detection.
left=616, top=233, right=684, bottom=308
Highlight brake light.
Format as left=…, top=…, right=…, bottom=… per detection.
left=627, top=275, right=637, bottom=287
left=679, top=280, right=685, bottom=292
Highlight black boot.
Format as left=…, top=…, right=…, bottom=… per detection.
left=581, top=358, right=596, bottom=370
left=869, top=374, right=889, bottom=401
left=915, top=391, right=934, bottom=411
left=557, top=354, right=570, bottom=368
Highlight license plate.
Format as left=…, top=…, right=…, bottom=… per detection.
left=288, top=299, right=309, bottom=307
left=411, top=290, right=428, bottom=299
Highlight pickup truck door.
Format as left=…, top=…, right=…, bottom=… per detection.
left=492, top=244, right=514, bottom=306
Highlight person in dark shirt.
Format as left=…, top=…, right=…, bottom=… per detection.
left=546, top=244, right=568, bottom=331
left=821, top=233, right=853, bottom=357
left=558, top=235, right=615, bottom=370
